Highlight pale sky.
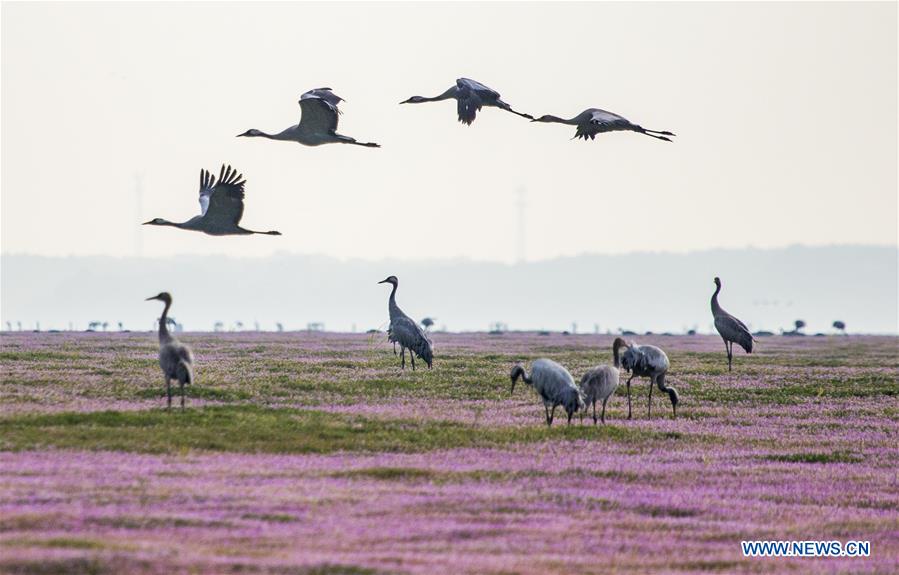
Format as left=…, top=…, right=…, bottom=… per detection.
left=2, top=1, right=896, bottom=263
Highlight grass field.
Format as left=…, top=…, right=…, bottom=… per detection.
left=1, top=332, right=897, bottom=574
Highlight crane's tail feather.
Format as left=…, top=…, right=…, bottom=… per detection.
left=176, top=359, right=193, bottom=386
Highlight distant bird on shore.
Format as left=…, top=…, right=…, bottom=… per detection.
left=579, top=344, right=621, bottom=424
left=379, top=276, right=433, bottom=370
left=238, top=88, right=380, bottom=147
left=511, top=359, right=584, bottom=426
left=146, top=292, right=193, bottom=409
left=615, top=337, right=678, bottom=419
left=143, top=165, right=281, bottom=236
left=532, top=108, right=675, bottom=142
left=711, top=277, right=754, bottom=371
left=400, top=78, right=533, bottom=125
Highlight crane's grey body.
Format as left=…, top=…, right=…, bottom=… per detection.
left=712, top=277, right=754, bottom=371
left=379, top=276, right=433, bottom=370
left=580, top=364, right=620, bottom=425
left=146, top=292, right=194, bottom=409
left=614, top=337, right=678, bottom=419
left=532, top=108, right=675, bottom=142
left=238, top=88, right=380, bottom=147
left=143, top=165, right=281, bottom=236
left=511, top=359, right=585, bottom=426
left=400, top=78, right=533, bottom=125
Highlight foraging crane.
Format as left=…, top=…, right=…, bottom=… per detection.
left=532, top=108, right=675, bottom=142
left=146, top=292, right=194, bottom=409
left=238, top=88, right=380, bottom=147
left=400, top=78, right=533, bottom=125
left=614, top=337, right=679, bottom=419
left=378, top=276, right=433, bottom=370
left=511, top=359, right=585, bottom=426
left=143, top=165, right=281, bottom=236
left=579, top=344, right=621, bottom=424
left=711, top=277, right=754, bottom=371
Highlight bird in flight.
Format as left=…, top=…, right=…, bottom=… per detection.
left=238, top=88, right=380, bottom=147
left=143, top=165, right=281, bottom=236
left=532, top=108, right=675, bottom=142
left=400, top=78, right=533, bottom=125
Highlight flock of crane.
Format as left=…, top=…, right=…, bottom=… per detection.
left=140, top=76, right=755, bottom=425
left=142, top=78, right=675, bottom=235
left=146, top=274, right=753, bottom=423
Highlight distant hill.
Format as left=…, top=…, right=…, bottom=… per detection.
left=1, top=245, right=896, bottom=334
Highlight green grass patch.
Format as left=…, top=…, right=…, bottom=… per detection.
left=333, top=466, right=438, bottom=481
left=0, top=406, right=682, bottom=455
left=764, top=451, right=863, bottom=464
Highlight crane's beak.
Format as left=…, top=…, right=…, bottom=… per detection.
left=399, top=98, right=412, bottom=105
left=145, top=295, right=158, bottom=301
left=142, top=220, right=153, bottom=225
left=377, top=279, right=389, bottom=284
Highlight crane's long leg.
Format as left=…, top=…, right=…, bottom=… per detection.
left=626, top=376, right=634, bottom=419
left=722, top=338, right=730, bottom=370
left=727, top=341, right=733, bottom=371
left=400, top=348, right=406, bottom=370
left=410, top=352, right=416, bottom=371
left=165, top=377, right=172, bottom=410
left=647, top=378, right=654, bottom=419
left=601, top=397, right=608, bottom=424
left=637, top=127, right=674, bottom=142
left=593, top=399, right=598, bottom=425
left=180, top=381, right=185, bottom=410
left=549, top=404, right=557, bottom=426
left=567, top=408, right=573, bottom=426
left=544, top=404, right=551, bottom=426
left=497, top=101, right=534, bottom=120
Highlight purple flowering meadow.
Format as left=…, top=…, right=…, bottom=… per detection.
left=1, top=332, right=897, bottom=574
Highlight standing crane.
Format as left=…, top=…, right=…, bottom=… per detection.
left=531, top=108, right=675, bottom=142
left=511, top=359, right=584, bottom=426
left=711, top=277, right=754, bottom=371
left=579, top=341, right=622, bottom=424
left=143, top=165, right=281, bottom=236
left=378, top=276, right=433, bottom=370
left=615, top=337, right=679, bottom=419
left=400, top=78, right=533, bottom=125
left=146, top=292, right=194, bottom=410
left=238, top=88, right=380, bottom=147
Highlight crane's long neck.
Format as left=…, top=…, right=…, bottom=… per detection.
left=711, top=283, right=723, bottom=315
left=419, top=87, right=458, bottom=103
left=543, top=115, right=579, bottom=125
left=158, top=300, right=172, bottom=343
left=387, top=283, right=402, bottom=319
left=612, top=338, right=626, bottom=368
left=511, top=365, right=532, bottom=386
left=246, top=129, right=293, bottom=141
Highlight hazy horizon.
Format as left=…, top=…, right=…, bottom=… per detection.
left=3, top=245, right=896, bottom=335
